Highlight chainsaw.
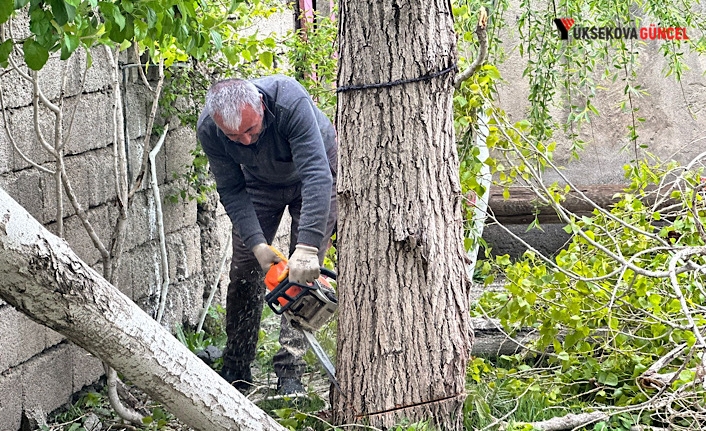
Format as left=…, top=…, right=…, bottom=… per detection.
left=263, top=250, right=340, bottom=391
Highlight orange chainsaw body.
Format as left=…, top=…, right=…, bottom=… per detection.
left=264, top=260, right=337, bottom=332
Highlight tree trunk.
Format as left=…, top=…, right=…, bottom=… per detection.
left=0, top=188, right=286, bottom=431
left=334, top=2, right=472, bottom=430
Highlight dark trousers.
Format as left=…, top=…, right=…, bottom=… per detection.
left=222, top=179, right=337, bottom=379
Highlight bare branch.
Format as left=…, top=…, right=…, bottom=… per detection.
left=150, top=125, right=171, bottom=324
left=691, top=181, right=706, bottom=241
left=60, top=163, right=111, bottom=268
left=53, top=64, right=68, bottom=236
left=516, top=411, right=610, bottom=431
left=669, top=247, right=706, bottom=357
left=454, top=7, right=488, bottom=89
left=105, top=46, right=129, bottom=212
left=128, top=57, right=165, bottom=199
left=198, top=238, right=231, bottom=333
left=637, top=343, right=688, bottom=389
left=31, top=72, right=59, bottom=158
left=104, top=364, right=144, bottom=425
left=133, top=42, right=155, bottom=93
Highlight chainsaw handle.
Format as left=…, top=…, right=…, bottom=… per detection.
left=319, top=267, right=337, bottom=280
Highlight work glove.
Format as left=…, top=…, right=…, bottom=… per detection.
left=252, top=243, right=283, bottom=272
left=288, top=244, right=320, bottom=284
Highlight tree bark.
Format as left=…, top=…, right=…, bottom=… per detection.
left=334, top=2, right=472, bottom=429
left=0, top=187, right=286, bottom=431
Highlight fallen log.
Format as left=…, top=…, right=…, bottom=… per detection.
left=488, top=185, right=670, bottom=224
left=470, top=317, right=536, bottom=357
left=0, top=188, right=286, bottom=431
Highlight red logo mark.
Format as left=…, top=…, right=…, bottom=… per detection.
left=560, top=18, right=576, bottom=31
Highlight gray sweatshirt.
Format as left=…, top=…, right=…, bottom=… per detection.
left=197, top=75, right=337, bottom=250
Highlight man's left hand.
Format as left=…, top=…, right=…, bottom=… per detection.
left=288, top=244, right=320, bottom=284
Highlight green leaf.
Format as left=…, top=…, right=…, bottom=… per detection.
left=108, top=14, right=134, bottom=43
left=209, top=29, right=223, bottom=51
left=0, top=0, right=12, bottom=25
left=258, top=51, right=273, bottom=68
left=99, top=1, right=125, bottom=30
left=0, top=39, right=12, bottom=68
left=604, top=372, right=619, bottom=386
left=29, top=7, right=52, bottom=37
left=146, top=7, right=157, bottom=27
left=47, top=0, right=76, bottom=26
left=60, top=32, right=79, bottom=60
left=23, top=39, right=49, bottom=71
left=14, top=0, right=31, bottom=8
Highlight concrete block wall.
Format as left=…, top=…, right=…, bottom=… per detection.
left=0, top=43, right=221, bottom=428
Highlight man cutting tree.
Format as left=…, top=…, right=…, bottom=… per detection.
left=197, top=75, right=337, bottom=395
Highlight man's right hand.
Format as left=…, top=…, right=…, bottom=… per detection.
left=252, top=243, right=283, bottom=271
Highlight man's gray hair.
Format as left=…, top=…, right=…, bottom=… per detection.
left=205, top=79, right=263, bottom=130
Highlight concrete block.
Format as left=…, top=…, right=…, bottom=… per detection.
left=113, top=250, right=135, bottom=299
left=182, top=274, right=206, bottom=327
left=124, top=83, right=148, bottom=141
left=86, top=147, right=119, bottom=208
left=35, top=54, right=67, bottom=103
left=45, top=327, right=65, bottom=350
left=164, top=126, right=198, bottom=184
left=160, top=274, right=206, bottom=331
left=21, top=343, right=73, bottom=417
left=68, top=344, right=104, bottom=393
left=0, top=67, right=33, bottom=109
left=122, top=188, right=196, bottom=250
left=161, top=191, right=197, bottom=234
left=0, top=306, right=46, bottom=371
left=199, top=214, right=231, bottom=309
left=158, top=285, right=185, bottom=333
left=82, top=47, right=114, bottom=94
left=0, top=168, right=46, bottom=224
left=216, top=200, right=228, bottom=217
left=58, top=155, right=91, bottom=215
left=45, top=147, right=118, bottom=213
left=7, top=104, right=57, bottom=171
left=124, top=191, right=154, bottom=251
left=36, top=174, right=61, bottom=225
left=126, top=137, right=146, bottom=191
left=166, top=226, right=202, bottom=283
left=62, top=92, right=114, bottom=156
left=0, top=126, right=11, bottom=175
left=57, top=204, right=114, bottom=267
left=126, top=242, right=161, bottom=309
left=0, top=367, right=22, bottom=431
